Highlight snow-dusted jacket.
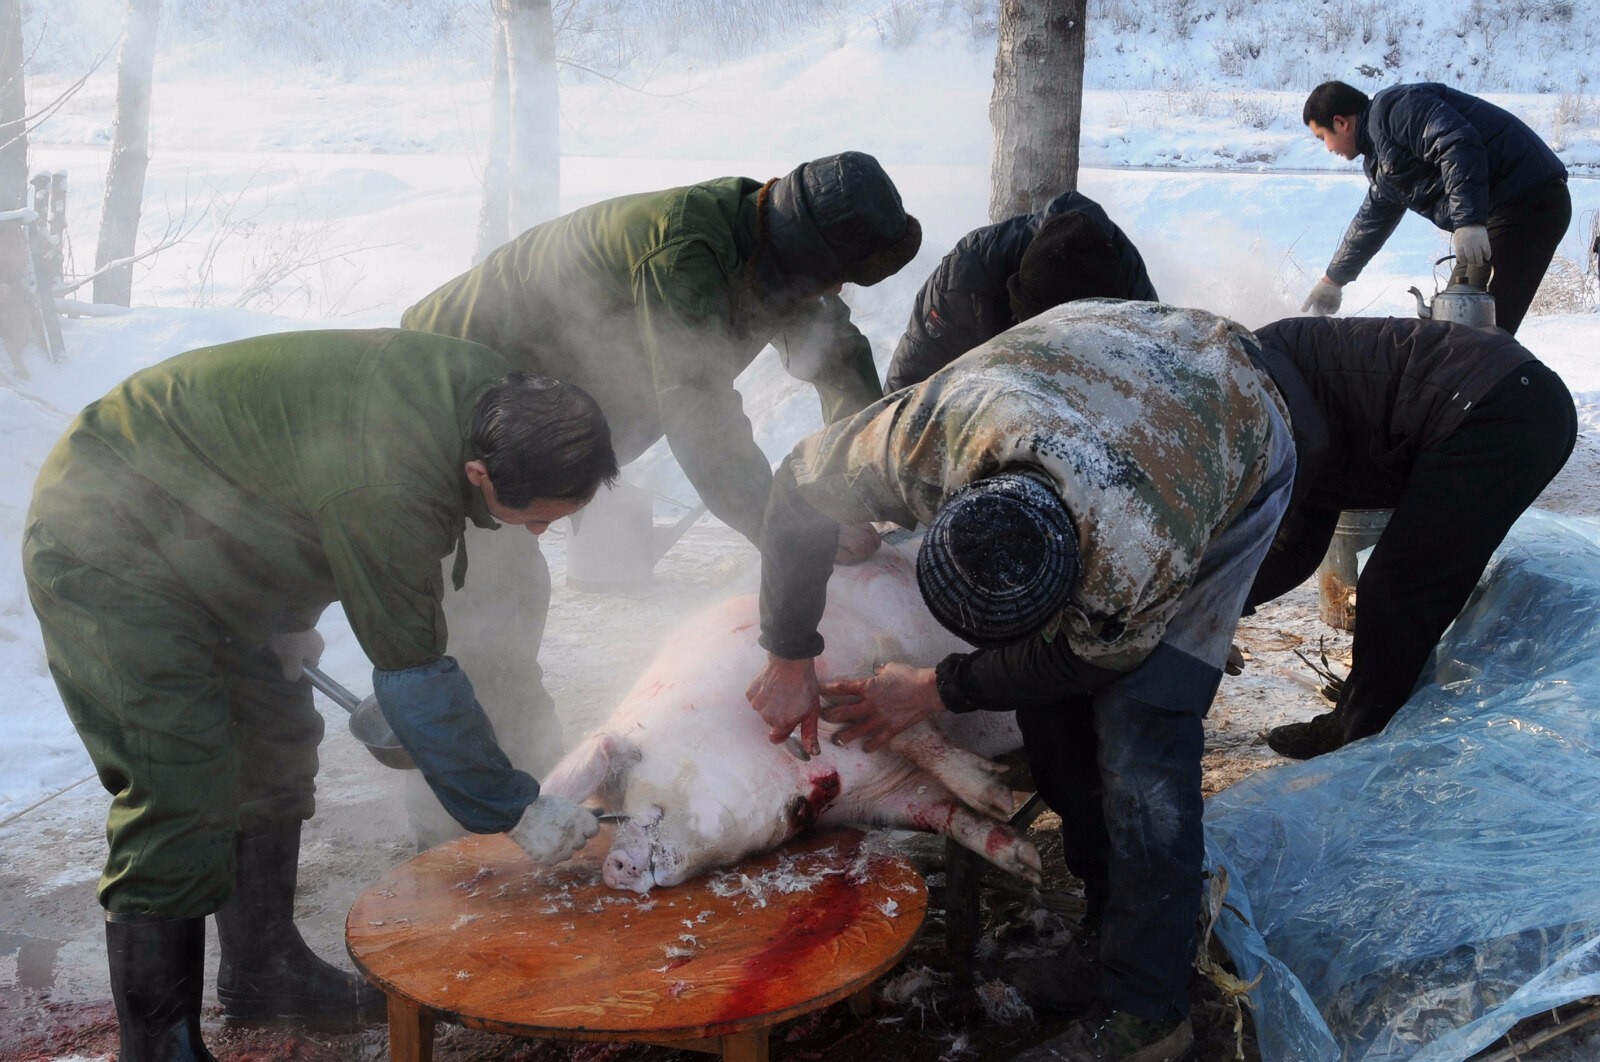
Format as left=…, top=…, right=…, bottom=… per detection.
left=759, top=301, right=1283, bottom=705
left=884, top=190, right=1157, bottom=393
left=1253, top=316, right=1539, bottom=509
left=402, top=177, right=885, bottom=546
left=1325, top=83, right=1567, bottom=283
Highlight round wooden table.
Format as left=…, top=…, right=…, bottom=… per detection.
left=346, top=828, right=927, bottom=1062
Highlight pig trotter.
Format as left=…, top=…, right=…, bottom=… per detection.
left=888, top=722, right=1014, bottom=819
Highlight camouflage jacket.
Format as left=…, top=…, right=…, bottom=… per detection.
left=401, top=178, right=883, bottom=546
left=758, top=300, right=1283, bottom=691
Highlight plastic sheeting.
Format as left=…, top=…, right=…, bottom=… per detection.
left=1205, top=511, right=1600, bottom=1062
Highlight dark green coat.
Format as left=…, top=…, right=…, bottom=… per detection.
left=402, top=178, right=883, bottom=545
left=28, top=328, right=506, bottom=670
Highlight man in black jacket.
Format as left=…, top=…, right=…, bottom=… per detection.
left=1299, top=81, right=1569, bottom=335
left=1246, top=316, right=1575, bottom=759
left=883, top=191, right=1157, bottom=392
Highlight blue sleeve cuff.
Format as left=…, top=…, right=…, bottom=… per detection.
left=373, top=657, right=540, bottom=833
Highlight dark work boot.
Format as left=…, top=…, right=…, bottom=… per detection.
left=213, top=821, right=387, bottom=1027
left=1007, top=928, right=1101, bottom=1014
left=105, top=913, right=219, bottom=1062
left=1266, top=710, right=1346, bottom=760
left=1012, top=1004, right=1195, bottom=1061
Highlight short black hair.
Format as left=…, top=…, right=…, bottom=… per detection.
left=1006, top=211, right=1130, bottom=323
left=468, top=373, right=619, bottom=509
left=1303, top=81, right=1369, bottom=128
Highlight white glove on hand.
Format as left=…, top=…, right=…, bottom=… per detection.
left=267, top=629, right=325, bottom=682
left=508, top=795, right=599, bottom=865
left=1301, top=278, right=1343, bottom=316
left=1451, top=224, right=1491, bottom=268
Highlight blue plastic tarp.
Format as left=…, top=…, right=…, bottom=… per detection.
left=1205, top=511, right=1600, bottom=1061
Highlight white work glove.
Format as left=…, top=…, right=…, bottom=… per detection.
left=507, top=795, right=599, bottom=865
left=1301, top=278, right=1343, bottom=316
left=266, top=628, right=325, bottom=682
left=1451, top=224, right=1491, bottom=268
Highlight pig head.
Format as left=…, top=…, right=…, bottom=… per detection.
left=540, top=538, right=1042, bottom=892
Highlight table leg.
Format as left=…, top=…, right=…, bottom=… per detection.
left=386, top=995, right=436, bottom=1062
left=719, top=1028, right=770, bottom=1062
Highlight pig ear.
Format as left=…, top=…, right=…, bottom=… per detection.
left=540, top=733, right=638, bottom=803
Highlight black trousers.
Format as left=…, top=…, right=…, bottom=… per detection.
left=1246, top=361, right=1576, bottom=742
left=1486, top=178, right=1571, bottom=335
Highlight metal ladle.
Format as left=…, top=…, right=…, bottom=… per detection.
left=303, top=664, right=417, bottom=771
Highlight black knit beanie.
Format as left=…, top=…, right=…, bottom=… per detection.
left=916, top=472, right=1080, bottom=649
left=1006, top=211, right=1124, bottom=323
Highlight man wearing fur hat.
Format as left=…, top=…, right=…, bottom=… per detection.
left=747, top=300, right=1294, bottom=1061
left=400, top=151, right=921, bottom=843
left=884, top=191, right=1156, bottom=393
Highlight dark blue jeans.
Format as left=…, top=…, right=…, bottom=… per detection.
left=1019, top=687, right=1206, bottom=1023
left=1016, top=390, right=1296, bottom=1024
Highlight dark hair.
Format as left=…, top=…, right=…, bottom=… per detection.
left=468, top=373, right=619, bottom=509
left=1303, top=81, right=1369, bottom=128
left=1006, top=212, right=1130, bottom=322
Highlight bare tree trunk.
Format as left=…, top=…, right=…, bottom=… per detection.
left=502, top=0, right=559, bottom=234
left=474, top=9, right=511, bottom=262
left=93, top=0, right=160, bottom=307
left=0, top=0, right=42, bottom=363
left=988, top=0, right=1086, bottom=223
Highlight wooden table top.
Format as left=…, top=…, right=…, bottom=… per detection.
left=345, top=828, right=927, bottom=1043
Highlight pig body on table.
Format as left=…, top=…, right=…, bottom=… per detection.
left=540, top=538, right=1041, bottom=892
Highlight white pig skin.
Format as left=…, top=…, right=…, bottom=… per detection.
left=540, top=538, right=1043, bottom=893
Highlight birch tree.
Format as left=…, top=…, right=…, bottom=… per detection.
left=93, top=0, right=160, bottom=306
left=988, top=0, right=1086, bottom=223
left=475, top=0, right=559, bottom=261
left=1, top=0, right=41, bottom=362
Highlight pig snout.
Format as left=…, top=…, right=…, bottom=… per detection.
left=601, top=806, right=663, bottom=893
left=603, top=823, right=655, bottom=892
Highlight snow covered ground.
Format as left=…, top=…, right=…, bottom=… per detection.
left=3, top=3, right=1600, bottom=1058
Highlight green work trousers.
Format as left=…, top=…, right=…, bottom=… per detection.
left=23, top=523, right=323, bottom=918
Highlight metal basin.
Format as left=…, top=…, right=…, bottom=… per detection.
left=304, top=664, right=418, bottom=771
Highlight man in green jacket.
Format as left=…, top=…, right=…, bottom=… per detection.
left=23, top=329, right=619, bottom=1062
left=400, top=153, right=921, bottom=835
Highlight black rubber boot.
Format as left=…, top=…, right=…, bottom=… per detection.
left=105, top=913, right=219, bottom=1062
left=213, top=821, right=387, bottom=1026
left=1265, top=710, right=1346, bottom=760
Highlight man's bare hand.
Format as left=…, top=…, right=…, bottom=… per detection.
left=834, top=523, right=882, bottom=565
left=745, top=654, right=822, bottom=755
left=819, top=662, right=943, bottom=753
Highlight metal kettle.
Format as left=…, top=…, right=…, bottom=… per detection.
left=1409, top=256, right=1496, bottom=328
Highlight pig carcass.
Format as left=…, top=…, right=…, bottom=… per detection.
left=540, top=537, right=1042, bottom=893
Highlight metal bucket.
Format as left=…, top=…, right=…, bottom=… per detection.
left=1317, top=509, right=1392, bottom=631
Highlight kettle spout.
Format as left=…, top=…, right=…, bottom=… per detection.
left=1406, top=286, right=1432, bottom=319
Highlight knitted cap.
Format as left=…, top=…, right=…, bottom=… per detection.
left=1006, top=211, right=1124, bottom=323
left=916, top=472, right=1080, bottom=649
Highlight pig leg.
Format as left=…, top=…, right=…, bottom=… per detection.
left=538, top=732, right=638, bottom=807
left=836, top=781, right=1043, bottom=886
left=886, top=720, right=1014, bottom=820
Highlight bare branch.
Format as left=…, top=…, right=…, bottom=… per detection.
left=0, top=43, right=115, bottom=157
